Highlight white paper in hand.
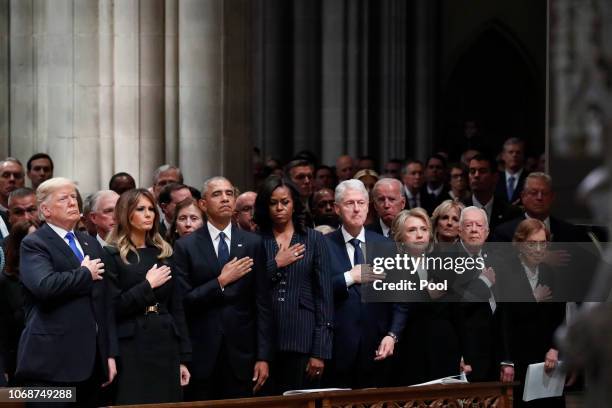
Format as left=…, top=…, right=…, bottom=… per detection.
left=523, top=362, right=566, bottom=402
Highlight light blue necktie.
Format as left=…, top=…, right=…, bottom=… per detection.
left=65, top=231, right=84, bottom=262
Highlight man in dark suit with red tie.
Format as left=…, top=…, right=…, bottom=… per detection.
left=173, top=176, right=273, bottom=400
left=17, top=177, right=117, bottom=406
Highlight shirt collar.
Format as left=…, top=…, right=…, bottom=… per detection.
left=505, top=167, right=524, bottom=180
left=379, top=219, right=390, bottom=237
left=427, top=183, right=444, bottom=197
left=460, top=240, right=482, bottom=258
left=341, top=225, right=366, bottom=244
left=47, top=222, right=74, bottom=240
left=207, top=221, right=232, bottom=241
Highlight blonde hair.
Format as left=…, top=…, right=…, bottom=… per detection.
left=106, top=188, right=172, bottom=264
left=36, top=177, right=77, bottom=222
left=431, top=199, right=465, bottom=243
left=391, top=208, right=433, bottom=246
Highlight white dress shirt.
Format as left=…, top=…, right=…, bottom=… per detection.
left=47, top=222, right=85, bottom=256
left=341, top=226, right=366, bottom=287
left=206, top=221, right=232, bottom=257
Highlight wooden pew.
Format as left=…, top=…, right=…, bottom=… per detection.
left=108, top=381, right=515, bottom=407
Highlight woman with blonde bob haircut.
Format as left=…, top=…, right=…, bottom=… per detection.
left=105, top=188, right=191, bottom=404
left=391, top=208, right=433, bottom=254
left=431, top=200, right=465, bottom=244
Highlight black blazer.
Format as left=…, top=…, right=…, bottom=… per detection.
left=16, top=223, right=117, bottom=383
left=495, top=170, right=528, bottom=204
left=325, top=228, right=409, bottom=375
left=262, top=228, right=333, bottom=359
left=173, top=224, right=274, bottom=381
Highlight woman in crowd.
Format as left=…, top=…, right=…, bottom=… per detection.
left=254, top=176, right=333, bottom=394
left=497, top=218, right=565, bottom=407
left=353, top=169, right=379, bottom=226
left=105, top=189, right=191, bottom=404
left=0, top=220, right=38, bottom=385
left=392, top=208, right=463, bottom=385
left=431, top=200, right=464, bottom=243
left=166, top=197, right=205, bottom=246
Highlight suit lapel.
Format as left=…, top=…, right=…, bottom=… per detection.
left=41, top=224, right=81, bottom=267
left=229, top=225, right=247, bottom=260
left=331, top=229, right=352, bottom=272
left=75, top=231, right=94, bottom=258
left=200, top=225, right=222, bottom=273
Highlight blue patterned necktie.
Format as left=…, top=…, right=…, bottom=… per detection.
left=65, top=231, right=84, bottom=262
left=218, top=231, right=230, bottom=266
left=507, top=175, right=515, bottom=201
left=349, top=238, right=365, bottom=266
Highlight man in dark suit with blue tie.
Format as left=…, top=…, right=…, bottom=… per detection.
left=17, top=177, right=117, bottom=406
left=325, top=179, right=409, bottom=388
left=494, top=138, right=528, bottom=205
left=173, top=176, right=273, bottom=400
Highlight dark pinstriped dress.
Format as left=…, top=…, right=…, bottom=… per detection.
left=261, top=228, right=333, bottom=391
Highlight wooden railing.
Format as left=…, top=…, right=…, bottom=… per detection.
left=110, top=382, right=516, bottom=408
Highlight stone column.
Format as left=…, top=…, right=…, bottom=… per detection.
left=0, top=0, right=9, bottom=154
left=178, top=0, right=223, bottom=187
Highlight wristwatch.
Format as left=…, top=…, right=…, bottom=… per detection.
left=387, top=332, right=399, bottom=343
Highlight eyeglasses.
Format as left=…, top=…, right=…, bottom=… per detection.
left=524, top=241, right=547, bottom=250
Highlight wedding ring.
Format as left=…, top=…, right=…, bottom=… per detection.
left=294, top=252, right=299, bottom=257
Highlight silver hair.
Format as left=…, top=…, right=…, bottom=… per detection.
left=153, top=164, right=183, bottom=184
left=525, top=172, right=552, bottom=189
left=503, top=137, right=525, bottom=150
left=372, top=178, right=403, bottom=198
left=334, top=179, right=369, bottom=204
left=459, top=205, right=488, bottom=227
left=90, top=189, right=120, bottom=213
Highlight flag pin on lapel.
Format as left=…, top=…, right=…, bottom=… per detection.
left=238, top=243, right=243, bottom=247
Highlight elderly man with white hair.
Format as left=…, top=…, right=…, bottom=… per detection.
left=324, top=179, right=408, bottom=389
left=446, top=206, right=513, bottom=384
left=88, top=189, right=120, bottom=246
left=16, top=177, right=117, bottom=405
left=368, top=178, right=406, bottom=238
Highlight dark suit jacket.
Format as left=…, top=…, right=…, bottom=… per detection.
left=404, top=187, right=438, bottom=216
left=173, top=224, right=274, bottom=381
left=16, top=223, right=117, bottom=383
left=432, top=243, right=502, bottom=381
left=325, top=229, right=409, bottom=377
left=365, top=219, right=388, bottom=238
left=462, top=195, right=523, bottom=232
left=495, top=170, right=528, bottom=204
left=263, top=228, right=333, bottom=359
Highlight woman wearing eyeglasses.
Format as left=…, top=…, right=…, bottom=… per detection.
left=496, top=218, right=566, bottom=407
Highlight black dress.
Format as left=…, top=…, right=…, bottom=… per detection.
left=0, top=269, right=25, bottom=385
left=105, top=246, right=191, bottom=405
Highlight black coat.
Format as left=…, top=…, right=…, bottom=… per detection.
left=173, top=224, right=274, bottom=381
left=16, top=223, right=117, bottom=383
left=106, top=246, right=191, bottom=404
left=0, top=270, right=25, bottom=383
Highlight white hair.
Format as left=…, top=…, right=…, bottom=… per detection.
left=525, top=172, right=552, bottom=189
left=90, top=190, right=120, bottom=213
left=459, top=205, right=488, bottom=227
left=335, top=179, right=368, bottom=204
left=372, top=177, right=403, bottom=198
